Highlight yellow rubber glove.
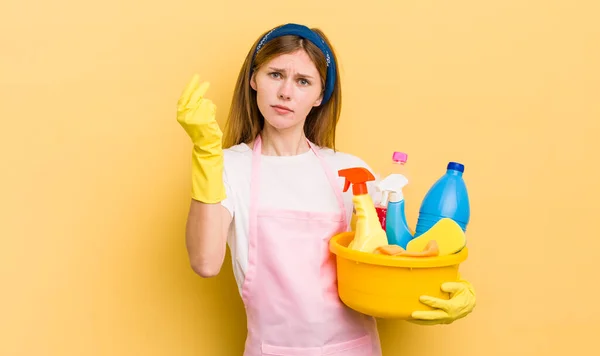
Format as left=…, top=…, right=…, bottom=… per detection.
left=409, top=274, right=476, bottom=325
left=176, top=74, right=226, bottom=203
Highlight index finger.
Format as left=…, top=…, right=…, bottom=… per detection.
left=178, top=74, right=200, bottom=108
left=411, top=309, right=448, bottom=321
left=419, top=295, right=451, bottom=311
left=187, top=81, right=211, bottom=107
left=442, top=282, right=466, bottom=293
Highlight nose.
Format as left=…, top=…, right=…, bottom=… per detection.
left=278, top=79, right=292, bottom=101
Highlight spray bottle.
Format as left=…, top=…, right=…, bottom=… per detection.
left=377, top=174, right=414, bottom=248
left=338, top=167, right=389, bottom=253
left=375, top=151, right=409, bottom=231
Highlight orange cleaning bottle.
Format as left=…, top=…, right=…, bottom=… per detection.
left=339, top=167, right=389, bottom=253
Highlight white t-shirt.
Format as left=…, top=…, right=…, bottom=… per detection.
left=220, top=142, right=381, bottom=295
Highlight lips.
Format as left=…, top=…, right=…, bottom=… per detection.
left=272, top=105, right=293, bottom=114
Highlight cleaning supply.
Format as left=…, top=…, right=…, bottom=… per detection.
left=414, top=162, right=470, bottom=237
left=339, top=167, right=388, bottom=253
left=377, top=174, right=414, bottom=249
left=406, top=218, right=466, bottom=256
left=176, top=74, right=226, bottom=203
left=375, top=151, right=408, bottom=231
left=375, top=240, right=439, bottom=257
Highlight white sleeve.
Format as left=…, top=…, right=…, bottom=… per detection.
left=220, top=163, right=235, bottom=218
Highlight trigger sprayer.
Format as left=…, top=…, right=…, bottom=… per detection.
left=377, top=174, right=408, bottom=204
left=375, top=151, right=409, bottom=231
left=376, top=174, right=414, bottom=248
left=338, top=167, right=389, bottom=252
left=339, top=167, right=373, bottom=195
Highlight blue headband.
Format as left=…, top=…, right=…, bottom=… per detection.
left=250, top=23, right=337, bottom=105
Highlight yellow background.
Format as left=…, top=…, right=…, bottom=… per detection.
left=2, top=0, right=599, bottom=355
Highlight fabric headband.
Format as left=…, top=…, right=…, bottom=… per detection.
left=250, top=23, right=337, bottom=105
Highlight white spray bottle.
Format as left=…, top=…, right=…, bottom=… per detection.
left=377, top=174, right=414, bottom=248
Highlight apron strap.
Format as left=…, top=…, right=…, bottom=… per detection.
left=246, top=136, right=262, bottom=300
left=306, top=140, right=348, bottom=229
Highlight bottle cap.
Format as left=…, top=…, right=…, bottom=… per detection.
left=447, top=162, right=464, bottom=172
left=392, top=152, right=408, bottom=164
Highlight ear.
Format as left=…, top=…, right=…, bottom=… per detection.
left=313, top=92, right=323, bottom=107
left=250, top=72, right=257, bottom=91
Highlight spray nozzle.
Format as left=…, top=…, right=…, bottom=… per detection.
left=376, top=174, right=409, bottom=203
left=338, top=167, right=375, bottom=196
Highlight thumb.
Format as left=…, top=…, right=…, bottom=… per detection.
left=441, top=281, right=466, bottom=295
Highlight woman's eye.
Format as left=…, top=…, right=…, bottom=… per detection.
left=299, top=78, right=310, bottom=86
left=269, top=72, right=281, bottom=78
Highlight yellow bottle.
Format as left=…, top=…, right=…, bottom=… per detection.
left=339, top=167, right=389, bottom=253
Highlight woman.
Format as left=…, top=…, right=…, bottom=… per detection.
left=177, top=23, right=476, bottom=355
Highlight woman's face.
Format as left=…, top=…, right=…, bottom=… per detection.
left=251, top=50, right=323, bottom=132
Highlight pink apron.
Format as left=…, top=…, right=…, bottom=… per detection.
left=241, top=135, right=382, bottom=356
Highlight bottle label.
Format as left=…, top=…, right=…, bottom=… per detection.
left=375, top=206, right=387, bottom=231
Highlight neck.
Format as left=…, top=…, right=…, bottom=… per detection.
left=260, top=124, right=310, bottom=156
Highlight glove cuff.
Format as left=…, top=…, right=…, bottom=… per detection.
left=190, top=149, right=226, bottom=204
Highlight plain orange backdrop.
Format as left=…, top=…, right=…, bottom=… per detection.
left=1, top=0, right=599, bottom=355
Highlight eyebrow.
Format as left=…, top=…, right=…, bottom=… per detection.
left=268, top=67, right=315, bottom=79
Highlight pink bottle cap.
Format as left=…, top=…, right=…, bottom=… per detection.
left=392, top=151, right=408, bottom=164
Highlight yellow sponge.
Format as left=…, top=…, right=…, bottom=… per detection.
left=406, top=218, right=466, bottom=256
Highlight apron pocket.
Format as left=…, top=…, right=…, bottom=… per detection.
left=261, top=334, right=372, bottom=356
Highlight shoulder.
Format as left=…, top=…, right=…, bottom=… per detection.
left=223, top=142, right=251, bottom=156
left=223, top=143, right=252, bottom=165
left=221, top=143, right=253, bottom=187
left=316, top=146, right=374, bottom=172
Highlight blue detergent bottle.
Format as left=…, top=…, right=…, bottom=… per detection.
left=414, top=162, right=470, bottom=237
left=377, top=174, right=414, bottom=248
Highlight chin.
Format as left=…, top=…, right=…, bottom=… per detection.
left=264, top=115, right=302, bottom=131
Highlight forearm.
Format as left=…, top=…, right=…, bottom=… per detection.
left=185, top=200, right=231, bottom=278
